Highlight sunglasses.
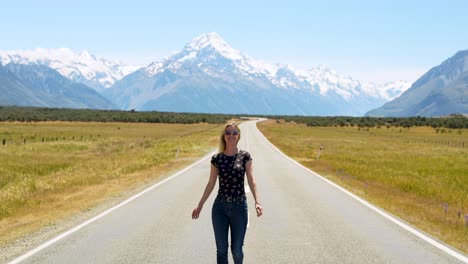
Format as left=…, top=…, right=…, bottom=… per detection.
left=224, top=130, right=239, bottom=136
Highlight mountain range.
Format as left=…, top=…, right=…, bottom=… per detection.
left=0, top=63, right=115, bottom=109
left=366, top=50, right=468, bottom=117
left=2, top=32, right=465, bottom=116
left=103, top=33, right=409, bottom=116
left=0, top=48, right=139, bottom=93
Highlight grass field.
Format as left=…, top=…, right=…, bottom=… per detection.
left=257, top=119, right=468, bottom=253
left=0, top=121, right=224, bottom=246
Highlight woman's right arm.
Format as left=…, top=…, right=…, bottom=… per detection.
left=192, top=164, right=218, bottom=219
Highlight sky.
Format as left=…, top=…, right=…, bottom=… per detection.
left=1, top=0, right=468, bottom=83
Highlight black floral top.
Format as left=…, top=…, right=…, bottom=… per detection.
left=211, top=150, right=252, bottom=198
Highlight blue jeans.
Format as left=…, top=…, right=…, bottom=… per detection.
left=212, top=196, right=248, bottom=264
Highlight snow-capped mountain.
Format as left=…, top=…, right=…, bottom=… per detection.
left=140, top=32, right=277, bottom=79
left=0, top=33, right=411, bottom=115
left=274, top=64, right=409, bottom=101
left=0, top=63, right=116, bottom=109
left=105, top=32, right=410, bottom=115
left=0, top=48, right=140, bottom=92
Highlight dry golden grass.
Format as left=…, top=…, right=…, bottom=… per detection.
left=257, top=119, right=468, bottom=253
left=0, top=121, right=224, bottom=246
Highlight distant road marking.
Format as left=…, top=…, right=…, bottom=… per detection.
left=257, top=124, right=468, bottom=264
left=7, top=151, right=216, bottom=264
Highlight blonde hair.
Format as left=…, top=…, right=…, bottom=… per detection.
left=218, top=121, right=241, bottom=152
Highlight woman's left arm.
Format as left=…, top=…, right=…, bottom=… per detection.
left=246, top=160, right=263, bottom=217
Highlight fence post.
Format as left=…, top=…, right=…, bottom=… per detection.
left=443, top=203, right=449, bottom=222
left=316, top=145, right=323, bottom=160
left=2, top=139, right=5, bottom=146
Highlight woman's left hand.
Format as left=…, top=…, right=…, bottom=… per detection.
left=255, top=203, right=263, bottom=217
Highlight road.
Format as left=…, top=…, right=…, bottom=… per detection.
left=6, top=119, right=467, bottom=264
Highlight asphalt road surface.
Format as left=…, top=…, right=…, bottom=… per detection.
left=6, top=120, right=467, bottom=264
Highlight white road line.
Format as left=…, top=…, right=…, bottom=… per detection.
left=245, top=125, right=250, bottom=148
left=7, top=151, right=216, bottom=264
left=257, top=125, right=468, bottom=264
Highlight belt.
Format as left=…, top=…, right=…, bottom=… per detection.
left=216, top=195, right=246, bottom=202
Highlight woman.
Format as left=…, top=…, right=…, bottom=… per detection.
left=192, top=121, right=263, bottom=264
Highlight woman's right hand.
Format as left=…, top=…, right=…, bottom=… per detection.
left=192, top=205, right=202, bottom=219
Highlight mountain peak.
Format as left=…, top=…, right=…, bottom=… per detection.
left=275, top=64, right=297, bottom=77
left=186, top=32, right=226, bottom=50
left=183, top=32, right=243, bottom=61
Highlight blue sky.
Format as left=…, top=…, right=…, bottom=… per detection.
left=1, top=0, right=467, bottom=83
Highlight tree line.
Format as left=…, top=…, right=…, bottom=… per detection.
left=0, top=106, right=466, bottom=128
left=266, top=114, right=468, bottom=129
left=0, top=106, right=237, bottom=124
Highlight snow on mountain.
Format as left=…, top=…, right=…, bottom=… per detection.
left=143, top=32, right=277, bottom=79
left=0, top=63, right=116, bottom=109
left=361, top=80, right=410, bottom=101
left=269, top=63, right=410, bottom=102
left=0, top=48, right=140, bottom=92
left=0, top=32, right=411, bottom=115
left=142, top=32, right=410, bottom=100
left=106, top=32, right=411, bottom=116
left=187, top=32, right=240, bottom=58
left=145, top=61, right=164, bottom=76
left=183, top=33, right=412, bottom=100
left=272, top=64, right=305, bottom=89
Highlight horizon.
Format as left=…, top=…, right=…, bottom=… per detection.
left=1, top=0, right=467, bottom=84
